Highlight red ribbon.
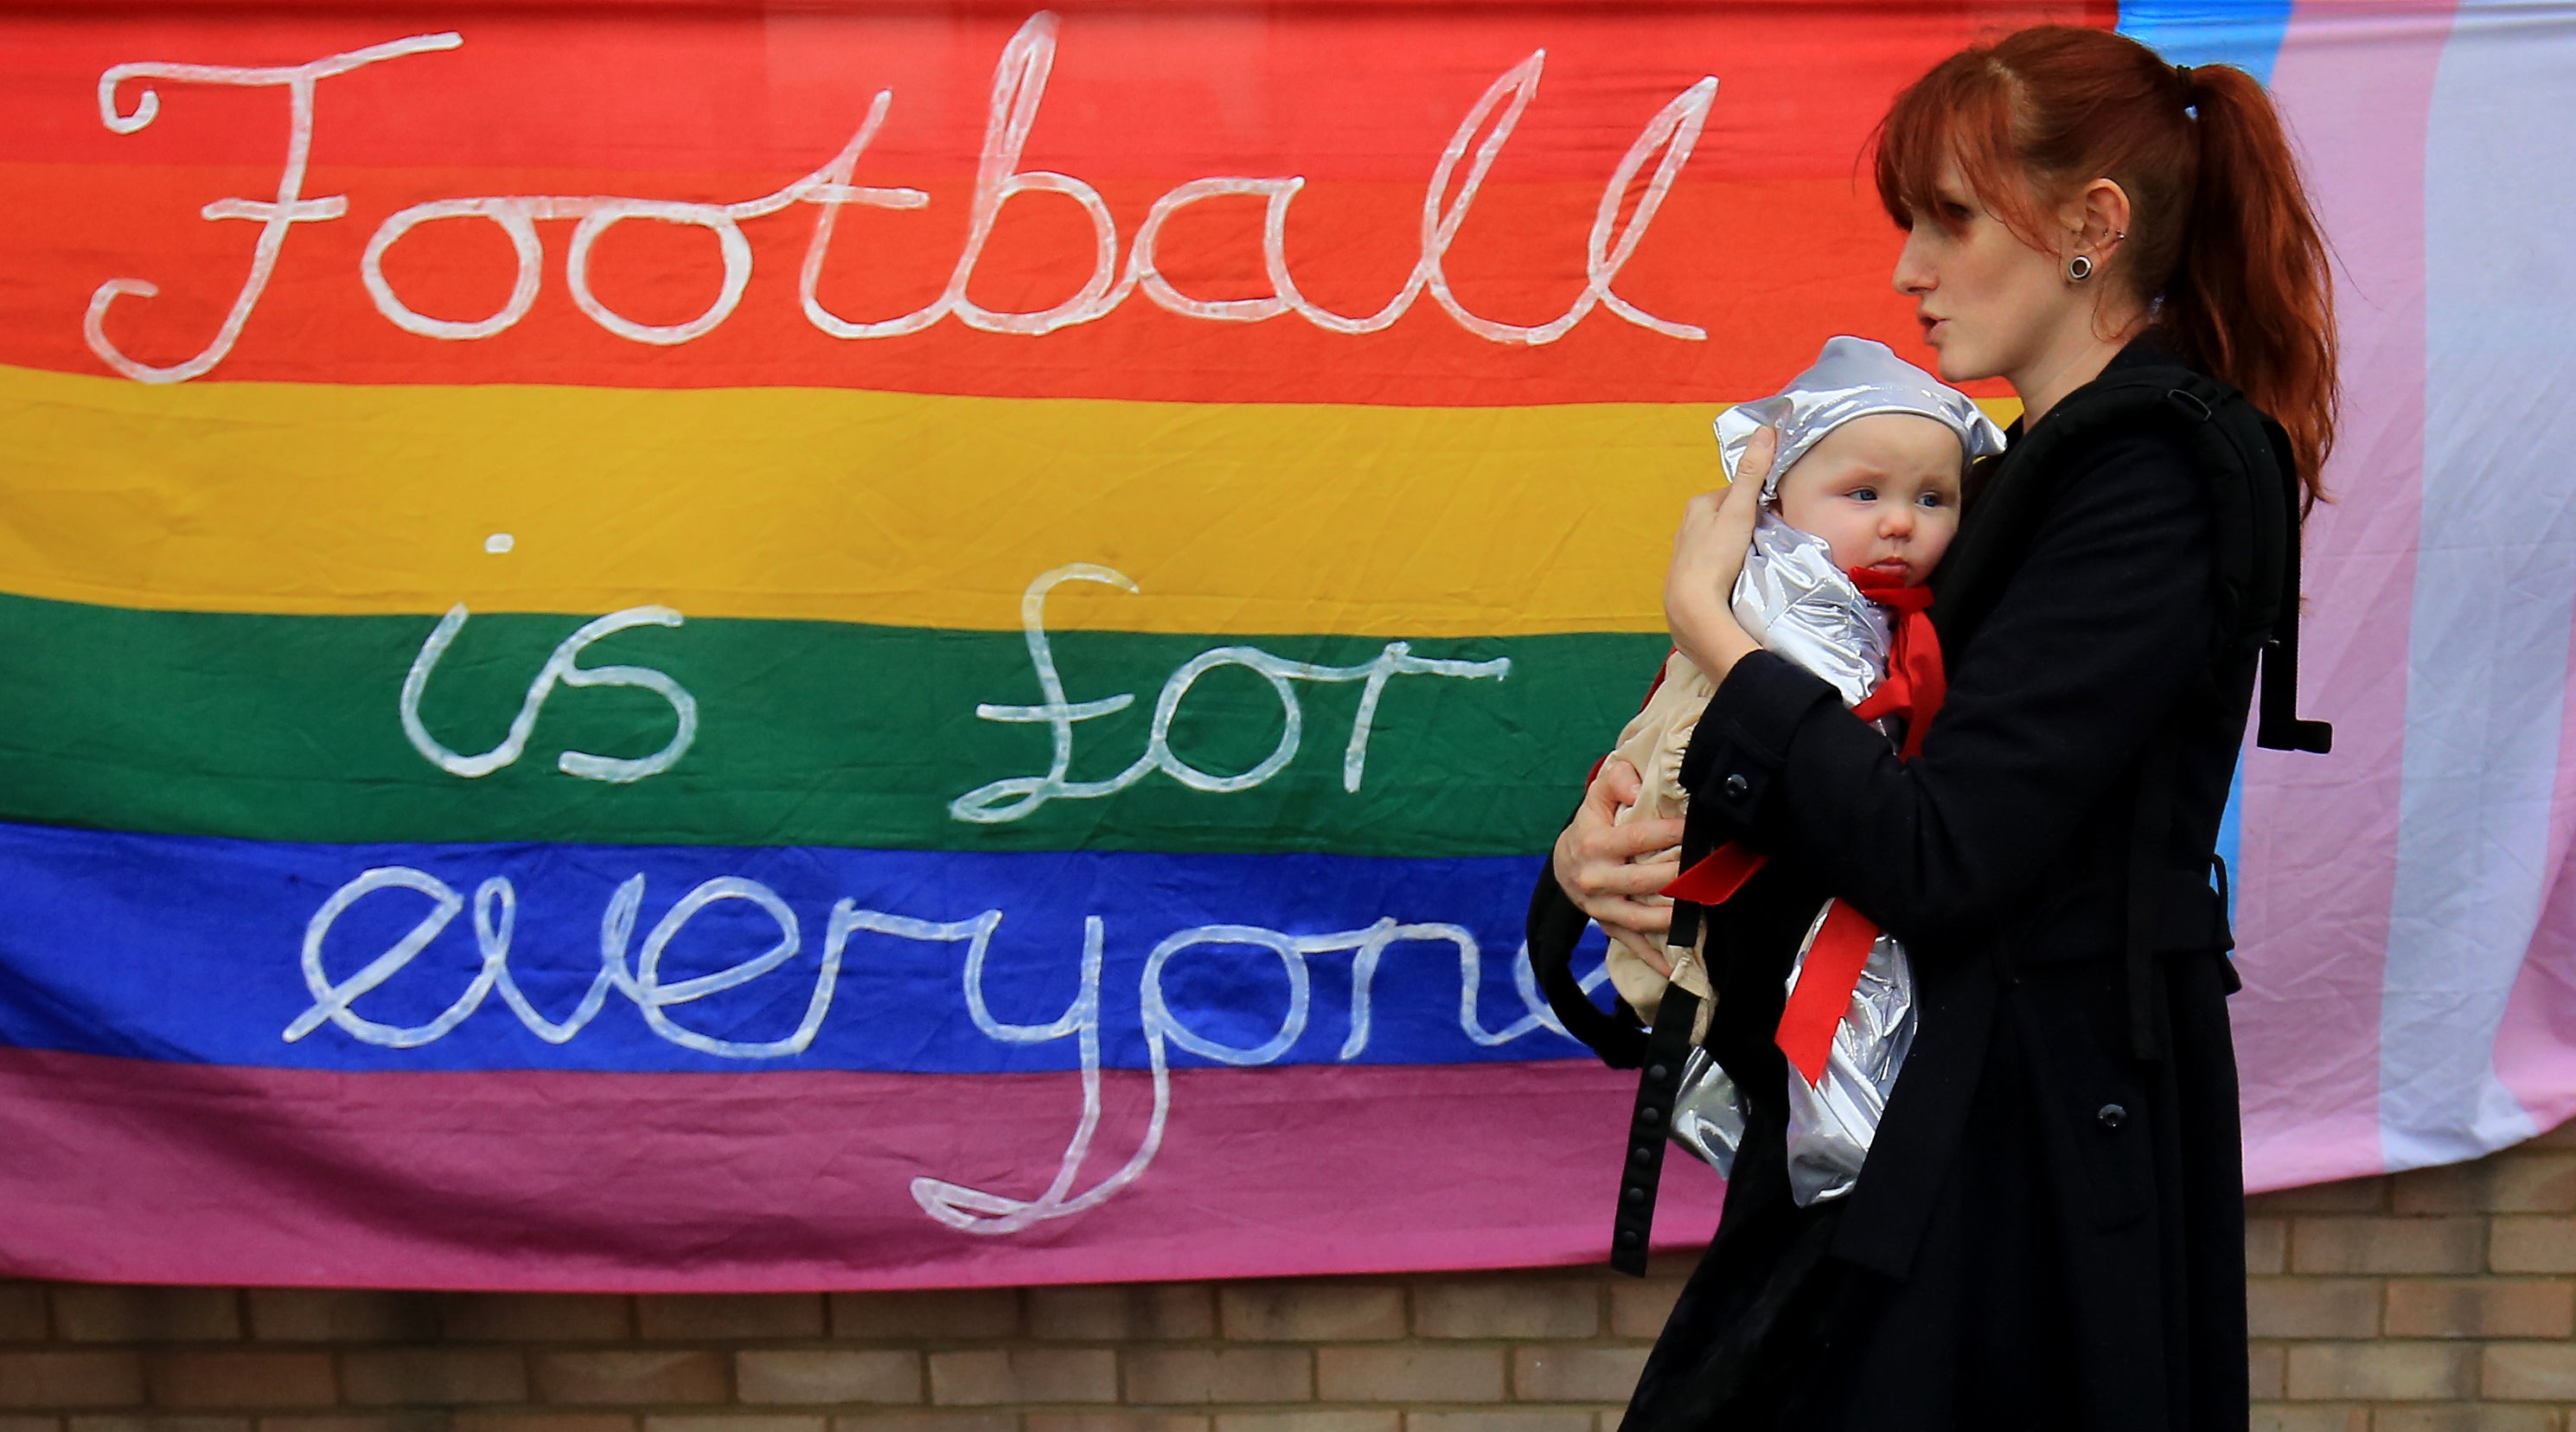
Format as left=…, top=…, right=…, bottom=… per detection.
left=1845, top=567, right=1945, bottom=758
left=1662, top=843, right=1769, bottom=905
left=1774, top=899, right=1883, bottom=1086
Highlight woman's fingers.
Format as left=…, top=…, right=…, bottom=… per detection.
left=1732, top=423, right=1780, bottom=495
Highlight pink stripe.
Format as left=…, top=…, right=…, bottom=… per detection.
left=2488, top=611, right=2576, bottom=1124
left=2232, top=0, right=2454, bottom=1193
left=0, top=1048, right=1720, bottom=1291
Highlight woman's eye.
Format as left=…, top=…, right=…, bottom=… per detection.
left=1940, top=201, right=1975, bottom=221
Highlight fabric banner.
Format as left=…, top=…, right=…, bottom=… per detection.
left=0, top=0, right=2569, bottom=1290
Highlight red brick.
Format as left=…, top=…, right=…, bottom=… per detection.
left=1315, top=1346, right=1504, bottom=1403
left=2396, top=1154, right=2576, bottom=1214
left=1023, top=1416, right=1206, bottom=1432
left=2386, top=1279, right=2575, bottom=1339
left=67, top=1417, right=248, bottom=1432
left=2290, top=1217, right=2484, bottom=1275
left=1214, top=1417, right=1397, bottom=1432
left=2248, top=1344, right=2285, bottom=1402
left=836, top=1417, right=1019, bottom=1432
left=0, top=1289, right=48, bottom=1344
left=2247, top=1179, right=2388, bottom=1215
left=1219, top=1287, right=1403, bottom=1343
left=143, top=1352, right=331, bottom=1410
left=1122, top=1349, right=1310, bottom=1406
left=2245, top=1218, right=2289, bottom=1275
left=2284, top=1341, right=2476, bottom=1400
left=635, top=1299, right=821, bottom=1343
left=1510, top=1345, right=1648, bottom=1403
left=735, top=1352, right=920, bottom=1407
left=2529, top=1117, right=2576, bottom=1150
left=246, top=1293, right=436, bottom=1345
left=2248, top=1410, right=2366, bottom=1432
left=2245, top=1278, right=2379, bottom=1338
left=826, top=1295, right=1014, bottom=1344
left=454, top=1416, right=640, bottom=1432
left=642, top=1418, right=824, bottom=1432
left=924, top=1351, right=1115, bottom=1407
left=255, top=1418, right=451, bottom=1432
left=341, top=1349, right=527, bottom=1406
left=1026, top=1287, right=1211, bottom=1343
left=54, top=1290, right=239, bottom=1345
left=1410, top=1282, right=1598, bottom=1340
left=2482, top=1341, right=2576, bottom=1401
left=533, top=1352, right=727, bottom=1406
left=2375, top=1407, right=2566, bottom=1432
left=1607, top=1279, right=1683, bottom=1340
left=440, top=1298, right=631, bottom=1345
left=1404, top=1415, right=1591, bottom=1432
left=2490, top=1216, right=2576, bottom=1274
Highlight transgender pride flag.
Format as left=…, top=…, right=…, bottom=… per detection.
left=0, top=1, right=2568, bottom=1291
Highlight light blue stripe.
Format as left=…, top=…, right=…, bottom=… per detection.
left=2119, top=0, right=2294, bottom=83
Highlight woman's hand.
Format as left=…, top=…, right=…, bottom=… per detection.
left=1550, top=758, right=1685, bottom=973
left=1665, top=425, right=1773, bottom=680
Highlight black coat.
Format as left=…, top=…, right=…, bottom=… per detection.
left=1621, top=341, right=2255, bottom=1431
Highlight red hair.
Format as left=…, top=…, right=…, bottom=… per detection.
left=1875, top=26, right=2337, bottom=505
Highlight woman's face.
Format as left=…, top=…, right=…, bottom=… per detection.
left=1889, top=160, right=2079, bottom=387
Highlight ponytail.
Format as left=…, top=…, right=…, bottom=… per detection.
left=1876, top=28, right=2338, bottom=506
left=2164, top=63, right=2338, bottom=505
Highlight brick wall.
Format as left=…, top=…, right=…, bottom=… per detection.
left=5, top=1121, right=2573, bottom=1432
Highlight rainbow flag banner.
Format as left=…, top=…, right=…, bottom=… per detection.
left=1, top=1, right=2570, bottom=1290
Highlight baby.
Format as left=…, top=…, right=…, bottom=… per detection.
left=1602, top=336, right=2004, bottom=1201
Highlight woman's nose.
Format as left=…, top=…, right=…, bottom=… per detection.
left=1892, top=233, right=1933, bottom=296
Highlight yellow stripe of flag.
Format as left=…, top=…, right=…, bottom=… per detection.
left=0, top=363, right=2017, bottom=637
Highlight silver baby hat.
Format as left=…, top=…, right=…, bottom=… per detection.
left=1714, top=336, right=2009, bottom=500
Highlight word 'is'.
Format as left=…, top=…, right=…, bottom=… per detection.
left=88, top=13, right=1720, bottom=384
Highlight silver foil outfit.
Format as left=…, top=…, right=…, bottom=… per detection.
left=1610, top=336, right=2005, bottom=1206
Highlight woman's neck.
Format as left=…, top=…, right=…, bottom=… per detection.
left=2010, top=336, right=2126, bottom=431
left=2010, top=308, right=2152, bottom=430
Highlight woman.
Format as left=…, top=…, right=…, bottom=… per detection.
left=1550, top=27, right=2336, bottom=1430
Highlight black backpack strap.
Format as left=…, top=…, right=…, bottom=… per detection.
left=1525, top=867, right=1647, bottom=1069
left=1610, top=985, right=1702, bottom=1275
left=1981, top=366, right=2330, bottom=1062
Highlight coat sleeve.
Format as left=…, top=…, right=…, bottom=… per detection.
left=1677, top=430, right=2220, bottom=949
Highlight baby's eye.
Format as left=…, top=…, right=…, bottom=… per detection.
left=1847, top=486, right=1879, bottom=502
left=1917, top=491, right=1947, bottom=508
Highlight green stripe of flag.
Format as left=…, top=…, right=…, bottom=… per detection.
left=0, top=593, right=1666, bottom=857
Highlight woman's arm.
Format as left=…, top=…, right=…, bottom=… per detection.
left=1682, top=431, right=2222, bottom=946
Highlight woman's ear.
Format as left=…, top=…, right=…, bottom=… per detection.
left=2069, top=178, right=2132, bottom=261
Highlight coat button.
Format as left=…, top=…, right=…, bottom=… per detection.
left=1638, top=1107, right=1662, bottom=1128
left=2097, top=1103, right=2127, bottom=1130
left=1632, top=1144, right=1654, bottom=1165
left=1647, top=1063, right=1669, bottom=1082
left=1623, top=1186, right=1646, bottom=1204
left=1723, top=773, right=1751, bottom=800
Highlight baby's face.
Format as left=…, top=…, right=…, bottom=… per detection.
left=1769, top=412, right=1966, bottom=587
